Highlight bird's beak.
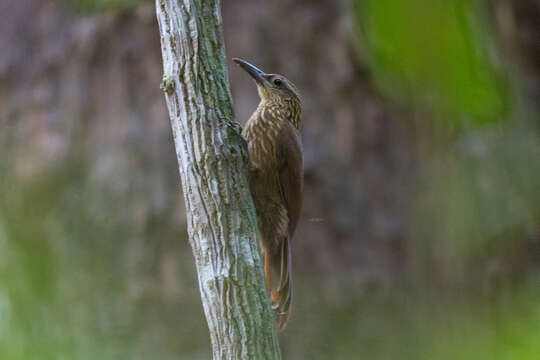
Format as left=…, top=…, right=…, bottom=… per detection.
left=233, top=58, right=266, bottom=86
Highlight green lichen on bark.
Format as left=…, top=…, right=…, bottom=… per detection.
left=160, top=74, right=176, bottom=94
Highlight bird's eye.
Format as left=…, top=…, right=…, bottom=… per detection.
left=273, top=78, right=282, bottom=86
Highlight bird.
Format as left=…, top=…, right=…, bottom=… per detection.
left=233, top=58, right=303, bottom=331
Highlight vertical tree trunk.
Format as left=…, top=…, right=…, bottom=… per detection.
left=155, top=1, right=281, bottom=359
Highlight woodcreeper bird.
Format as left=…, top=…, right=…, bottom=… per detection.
left=233, top=58, right=303, bottom=331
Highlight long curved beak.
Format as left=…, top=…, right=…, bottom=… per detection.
left=233, top=58, right=266, bottom=85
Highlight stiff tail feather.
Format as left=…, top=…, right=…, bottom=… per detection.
left=266, top=236, right=292, bottom=331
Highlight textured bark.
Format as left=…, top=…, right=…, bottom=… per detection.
left=155, top=0, right=281, bottom=359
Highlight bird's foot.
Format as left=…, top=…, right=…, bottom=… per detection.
left=219, top=118, right=248, bottom=147
left=220, top=117, right=243, bottom=136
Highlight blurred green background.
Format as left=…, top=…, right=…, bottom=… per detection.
left=0, top=0, right=539, bottom=359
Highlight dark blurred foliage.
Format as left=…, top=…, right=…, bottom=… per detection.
left=0, top=0, right=539, bottom=358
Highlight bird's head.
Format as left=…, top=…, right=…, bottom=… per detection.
left=233, top=58, right=302, bottom=127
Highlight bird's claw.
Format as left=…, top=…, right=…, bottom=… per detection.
left=218, top=118, right=249, bottom=154
left=219, top=118, right=244, bottom=138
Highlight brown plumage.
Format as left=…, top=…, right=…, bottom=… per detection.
left=233, top=58, right=303, bottom=331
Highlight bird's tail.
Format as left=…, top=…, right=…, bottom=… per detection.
left=265, top=236, right=293, bottom=331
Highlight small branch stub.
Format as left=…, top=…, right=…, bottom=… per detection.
left=160, top=73, right=175, bottom=94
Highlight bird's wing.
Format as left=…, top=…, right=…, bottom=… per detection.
left=272, top=121, right=302, bottom=330
left=277, top=121, right=303, bottom=237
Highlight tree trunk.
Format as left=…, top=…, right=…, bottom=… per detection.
left=155, top=1, right=281, bottom=359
